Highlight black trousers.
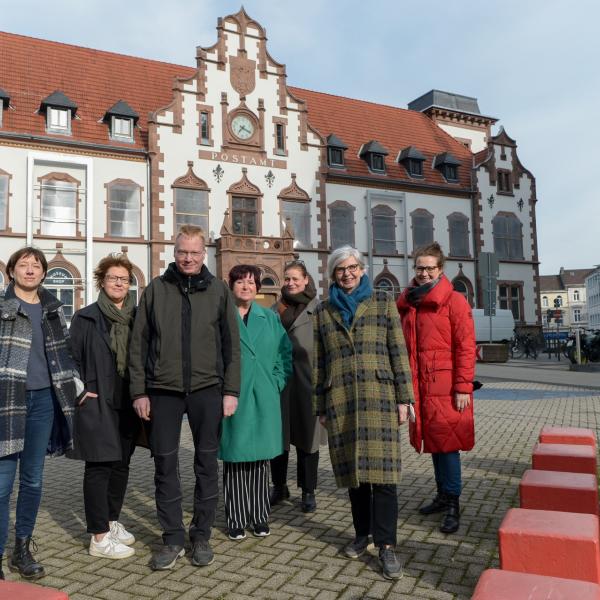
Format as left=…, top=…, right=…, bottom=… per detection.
left=84, top=409, right=136, bottom=535
left=348, top=483, right=398, bottom=547
left=270, top=448, right=319, bottom=493
left=148, top=385, right=222, bottom=546
left=223, top=460, right=269, bottom=529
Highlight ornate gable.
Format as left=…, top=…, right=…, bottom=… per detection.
left=172, top=161, right=209, bottom=190
left=278, top=174, right=310, bottom=202
left=227, top=167, right=261, bottom=196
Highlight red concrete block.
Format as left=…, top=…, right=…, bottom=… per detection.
left=540, top=425, right=597, bottom=449
left=0, top=580, right=69, bottom=599
left=520, top=469, right=599, bottom=515
left=532, top=442, right=598, bottom=475
left=472, top=568, right=600, bottom=599
left=499, top=508, right=600, bottom=582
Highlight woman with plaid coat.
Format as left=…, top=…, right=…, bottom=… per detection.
left=313, top=246, right=414, bottom=580
left=0, top=247, right=79, bottom=581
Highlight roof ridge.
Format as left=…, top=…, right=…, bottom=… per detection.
left=0, top=30, right=194, bottom=70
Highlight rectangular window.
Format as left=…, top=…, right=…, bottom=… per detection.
left=0, top=175, right=7, bottom=230
left=47, top=108, right=70, bottom=133
left=232, top=196, right=257, bottom=235
left=413, top=215, right=434, bottom=248
left=330, top=205, right=355, bottom=249
left=573, top=308, right=582, bottom=322
left=109, top=184, right=140, bottom=237
left=449, top=218, right=469, bottom=257
left=174, top=188, right=209, bottom=232
left=200, top=112, right=210, bottom=143
left=444, top=165, right=458, bottom=181
left=497, top=170, right=512, bottom=193
left=408, top=159, right=423, bottom=177
left=112, top=117, right=133, bottom=141
left=328, top=148, right=344, bottom=167
left=281, top=200, right=310, bottom=247
left=370, top=154, right=385, bottom=173
left=41, top=180, right=77, bottom=236
left=275, top=123, right=285, bottom=154
left=372, top=210, right=395, bottom=254
left=499, top=284, right=522, bottom=321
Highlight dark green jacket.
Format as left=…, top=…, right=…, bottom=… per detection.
left=129, top=263, right=241, bottom=398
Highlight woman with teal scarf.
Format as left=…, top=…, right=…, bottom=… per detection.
left=313, top=246, right=414, bottom=581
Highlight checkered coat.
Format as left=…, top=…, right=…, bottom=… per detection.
left=0, top=284, right=79, bottom=458
left=313, top=291, right=414, bottom=488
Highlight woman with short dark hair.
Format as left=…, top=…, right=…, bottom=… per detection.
left=220, top=265, right=292, bottom=540
left=69, top=253, right=139, bottom=559
left=0, top=246, right=79, bottom=580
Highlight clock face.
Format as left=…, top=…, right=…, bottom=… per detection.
left=231, top=115, right=255, bottom=140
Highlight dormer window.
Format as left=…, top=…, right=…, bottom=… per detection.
left=0, top=88, right=10, bottom=128
left=40, top=91, right=77, bottom=136
left=326, top=134, right=348, bottom=168
left=434, top=152, right=461, bottom=182
left=360, top=140, right=388, bottom=174
left=104, top=100, right=139, bottom=143
left=398, top=146, right=425, bottom=178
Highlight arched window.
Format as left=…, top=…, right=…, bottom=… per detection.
left=372, top=205, right=396, bottom=254
left=453, top=279, right=468, bottom=299
left=261, top=277, right=276, bottom=286
left=329, top=201, right=355, bottom=249
left=492, top=212, right=523, bottom=259
left=542, top=296, right=548, bottom=307
left=574, top=290, right=580, bottom=302
left=410, top=209, right=434, bottom=251
left=556, top=295, right=563, bottom=307
left=128, top=273, right=139, bottom=305
left=107, top=179, right=141, bottom=237
left=45, top=267, right=75, bottom=321
left=447, top=212, right=469, bottom=257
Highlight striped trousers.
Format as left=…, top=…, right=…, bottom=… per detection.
left=223, top=460, right=270, bottom=529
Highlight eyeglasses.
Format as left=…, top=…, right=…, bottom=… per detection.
left=175, top=250, right=205, bottom=258
left=335, top=263, right=361, bottom=275
left=414, top=266, right=439, bottom=274
left=105, top=275, right=130, bottom=284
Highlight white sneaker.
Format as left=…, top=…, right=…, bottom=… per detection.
left=109, top=521, right=135, bottom=546
left=89, top=534, right=135, bottom=559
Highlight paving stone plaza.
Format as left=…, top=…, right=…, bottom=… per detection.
left=6, top=360, right=600, bottom=599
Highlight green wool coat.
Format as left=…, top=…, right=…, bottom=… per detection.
left=219, top=302, right=292, bottom=463
left=313, top=291, right=415, bottom=488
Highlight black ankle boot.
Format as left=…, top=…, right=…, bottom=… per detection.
left=9, top=537, right=45, bottom=579
left=0, top=555, right=4, bottom=580
left=269, top=484, right=290, bottom=506
left=440, top=495, right=460, bottom=534
left=419, top=492, right=448, bottom=515
left=301, top=491, right=317, bottom=513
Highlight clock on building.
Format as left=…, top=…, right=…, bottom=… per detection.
left=231, top=114, right=255, bottom=140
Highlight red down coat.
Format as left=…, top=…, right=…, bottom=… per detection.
left=396, top=274, right=476, bottom=454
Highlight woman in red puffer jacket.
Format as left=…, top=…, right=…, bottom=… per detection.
left=397, top=242, right=476, bottom=534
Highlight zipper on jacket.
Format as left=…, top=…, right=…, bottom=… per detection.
left=181, top=276, right=192, bottom=394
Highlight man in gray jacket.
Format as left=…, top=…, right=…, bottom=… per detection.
left=129, top=225, right=240, bottom=571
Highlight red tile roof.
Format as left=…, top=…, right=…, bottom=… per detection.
left=0, top=31, right=194, bottom=151
left=0, top=31, right=473, bottom=190
left=290, top=87, right=474, bottom=189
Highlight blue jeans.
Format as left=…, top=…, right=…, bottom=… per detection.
left=432, top=451, right=462, bottom=496
left=0, top=388, right=55, bottom=554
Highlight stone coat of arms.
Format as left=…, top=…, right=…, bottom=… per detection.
left=230, top=56, right=256, bottom=97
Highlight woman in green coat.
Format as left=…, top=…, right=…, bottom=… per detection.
left=219, top=265, right=292, bottom=541
left=313, top=246, right=414, bottom=580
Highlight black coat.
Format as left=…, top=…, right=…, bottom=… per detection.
left=68, top=302, right=137, bottom=462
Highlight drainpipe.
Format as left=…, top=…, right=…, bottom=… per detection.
left=146, top=156, right=152, bottom=278
left=86, top=160, right=94, bottom=305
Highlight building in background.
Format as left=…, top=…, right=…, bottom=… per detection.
left=539, top=267, right=595, bottom=331
left=0, top=8, right=540, bottom=324
left=585, top=267, right=600, bottom=329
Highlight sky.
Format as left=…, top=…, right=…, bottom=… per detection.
left=2, top=0, right=598, bottom=275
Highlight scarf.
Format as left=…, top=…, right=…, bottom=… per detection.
left=97, top=288, right=135, bottom=378
left=405, top=277, right=440, bottom=307
left=278, top=282, right=316, bottom=331
left=328, top=274, right=373, bottom=328
left=162, top=262, right=214, bottom=293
